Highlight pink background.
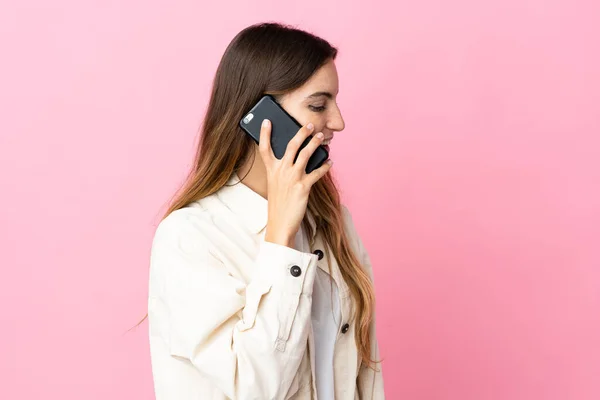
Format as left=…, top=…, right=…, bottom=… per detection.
left=1, top=0, right=599, bottom=399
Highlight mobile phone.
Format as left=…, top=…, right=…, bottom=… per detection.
left=239, top=94, right=329, bottom=174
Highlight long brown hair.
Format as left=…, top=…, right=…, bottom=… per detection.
left=136, top=22, right=379, bottom=369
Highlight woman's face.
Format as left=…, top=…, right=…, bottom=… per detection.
left=278, top=59, right=345, bottom=148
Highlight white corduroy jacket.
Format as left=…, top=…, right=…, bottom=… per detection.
left=148, top=172, right=385, bottom=399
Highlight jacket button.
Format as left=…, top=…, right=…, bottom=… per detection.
left=290, top=265, right=302, bottom=277
left=313, top=249, right=324, bottom=260
left=341, top=323, right=350, bottom=334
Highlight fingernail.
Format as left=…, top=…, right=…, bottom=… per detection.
left=327, top=159, right=333, bottom=165
left=262, top=119, right=269, bottom=127
left=307, top=123, right=314, bottom=130
left=316, top=132, right=324, bottom=139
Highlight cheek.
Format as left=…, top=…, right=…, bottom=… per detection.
left=307, top=114, right=327, bottom=131
left=317, top=119, right=329, bottom=133
left=295, top=110, right=326, bottom=130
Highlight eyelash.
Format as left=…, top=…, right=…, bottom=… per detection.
left=309, top=105, right=326, bottom=112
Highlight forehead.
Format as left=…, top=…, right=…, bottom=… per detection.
left=288, top=60, right=339, bottom=101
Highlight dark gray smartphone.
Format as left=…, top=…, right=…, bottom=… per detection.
left=239, top=94, right=329, bottom=174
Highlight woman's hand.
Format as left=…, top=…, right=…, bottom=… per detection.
left=258, top=119, right=333, bottom=248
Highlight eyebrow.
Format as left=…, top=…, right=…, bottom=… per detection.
left=305, top=91, right=335, bottom=100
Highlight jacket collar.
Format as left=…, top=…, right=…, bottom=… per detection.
left=216, top=172, right=317, bottom=240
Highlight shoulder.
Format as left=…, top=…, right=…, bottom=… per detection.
left=155, top=206, right=211, bottom=235
left=151, top=206, right=216, bottom=255
left=340, top=203, right=362, bottom=254
left=340, top=203, right=375, bottom=274
left=340, top=203, right=358, bottom=238
left=340, top=203, right=353, bottom=225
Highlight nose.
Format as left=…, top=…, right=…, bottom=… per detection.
left=327, top=103, right=345, bottom=133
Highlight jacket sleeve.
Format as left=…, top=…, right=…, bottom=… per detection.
left=341, top=205, right=386, bottom=399
left=148, top=209, right=319, bottom=400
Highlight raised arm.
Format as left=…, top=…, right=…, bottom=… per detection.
left=148, top=209, right=320, bottom=399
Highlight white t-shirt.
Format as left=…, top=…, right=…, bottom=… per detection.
left=311, top=267, right=341, bottom=400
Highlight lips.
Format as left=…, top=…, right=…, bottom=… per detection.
left=323, top=144, right=330, bottom=153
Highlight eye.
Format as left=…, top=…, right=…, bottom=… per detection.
left=309, top=105, right=326, bottom=112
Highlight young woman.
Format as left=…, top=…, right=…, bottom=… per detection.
left=145, top=22, right=385, bottom=399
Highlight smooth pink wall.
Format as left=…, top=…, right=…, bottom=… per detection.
left=1, top=1, right=598, bottom=399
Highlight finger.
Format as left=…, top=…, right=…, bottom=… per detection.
left=282, top=122, right=315, bottom=166
left=258, top=119, right=276, bottom=165
left=305, top=159, right=333, bottom=186
left=295, top=131, right=325, bottom=170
